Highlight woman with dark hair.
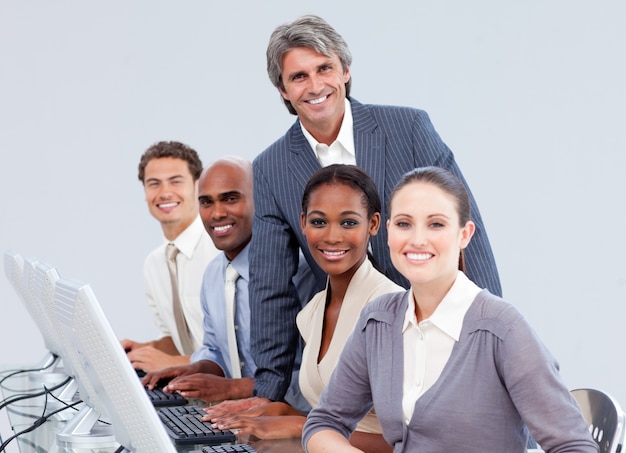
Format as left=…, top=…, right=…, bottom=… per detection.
left=208, top=165, right=401, bottom=452
left=303, top=166, right=596, bottom=452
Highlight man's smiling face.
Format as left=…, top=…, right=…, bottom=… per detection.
left=143, top=157, right=199, bottom=240
left=278, top=46, right=350, bottom=143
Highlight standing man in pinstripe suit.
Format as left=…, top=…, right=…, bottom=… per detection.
left=241, top=15, right=502, bottom=411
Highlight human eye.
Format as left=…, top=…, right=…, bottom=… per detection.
left=224, top=195, right=240, bottom=204
left=341, top=219, right=359, bottom=228
left=429, top=217, right=447, bottom=229
left=198, top=197, right=212, bottom=207
left=395, top=221, right=410, bottom=229
left=309, top=218, right=326, bottom=227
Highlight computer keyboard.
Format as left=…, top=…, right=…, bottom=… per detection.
left=145, top=386, right=188, bottom=407
left=135, top=368, right=188, bottom=407
left=197, top=445, right=257, bottom=453
left=157, top=405, right=237, bottom=445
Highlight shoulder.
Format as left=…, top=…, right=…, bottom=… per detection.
left=352, top=98, right=431, bottom=124
left=203, top=253, right=225, bottom=276
left=349, top=261, right=404, bottom=300
left=464, top=290, right=527, bottom=340
left=253, top=120, right=300, bottom=168
left=144, top=243, right=165, bottom=268
left=296, top=290, right=326, bottom=334
left=356, top=290, right=409, bottom=331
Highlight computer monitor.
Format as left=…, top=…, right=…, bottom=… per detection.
left=3, top=251, right=65, bottom=380
left=52, top=276, right=177, bottom=452
left=27, top=258, right=79, bottom=406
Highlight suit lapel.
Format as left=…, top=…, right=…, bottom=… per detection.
left=286, top=121, right=322, bottom=188
left=352, top=100, right=386, bottom=204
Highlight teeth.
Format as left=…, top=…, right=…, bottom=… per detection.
left=308, top=96, right=327, bottom=105
left=213, top=225, right=232, bottom=232
left=159, top=202, right=178, bottom=208
left=407, top=253, right=431, bottom=261
left=323, top=250, right=346, bottom=256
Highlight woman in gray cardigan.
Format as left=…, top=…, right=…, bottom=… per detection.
left=303, top=167, right=596, bottom=453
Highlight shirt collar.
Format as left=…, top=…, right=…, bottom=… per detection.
left=300, top=98, right=355, bottom=157
left=402, top=271, right=481, bottom=341
left=223, top=242, right=250, bottom=282
left=167, top=215, right=206, bottom=259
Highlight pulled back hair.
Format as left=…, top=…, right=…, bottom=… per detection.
left=266, top=14, right=352, bottom=115
left=137, top=141, right=203, bottom=183
left=389, top=166, right=471, bottom=271
left=302, top=164, right=380, bottom=218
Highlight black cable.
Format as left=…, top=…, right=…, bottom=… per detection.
left=0, top=376, right=72, bottom=412
left=0, top=354, right=59, bottom=387
left=0, top=384, right=82, bottom=452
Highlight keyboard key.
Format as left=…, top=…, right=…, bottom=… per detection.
left=158, top=405, right=237, bottom=445
left=145, top=386, right=188, bottom=407
left=201, top=445, right=257, bottom=453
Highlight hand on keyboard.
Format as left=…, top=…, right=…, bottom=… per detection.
left=145, top=386, right=188, bottom=407
left=158, top=405, right=237, bottom=445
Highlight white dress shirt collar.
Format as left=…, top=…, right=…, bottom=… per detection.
left=301, top=98, right=356, bottom=166
left=402, top=271, right=482, bottom=341
left=166, top=215, right=206, bottom=260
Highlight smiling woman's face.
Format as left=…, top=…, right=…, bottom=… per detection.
left=301, top=183, right=379, bottom=282
left=387, top=181, right=473, bottom=290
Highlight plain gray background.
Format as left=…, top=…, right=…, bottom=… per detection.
left=2, top=0, right=625, bottom=408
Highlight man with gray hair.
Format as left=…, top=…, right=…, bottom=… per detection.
left=249, top=14, right=502, bottom=407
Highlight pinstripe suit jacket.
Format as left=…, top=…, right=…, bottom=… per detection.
left=250, top=98, right=501, bottom=401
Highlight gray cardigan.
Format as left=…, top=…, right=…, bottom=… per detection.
left=302, top=290, right=597, bottom=452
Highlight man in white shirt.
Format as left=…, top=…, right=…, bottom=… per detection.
left=121, top=141, right=218, bottom=372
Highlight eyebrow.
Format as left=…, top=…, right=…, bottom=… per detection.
left=198, top=190, right=242, bottom=200
left=286, top=59, right=335, bottom=81
left=391, top=213, right=450, bottom=219
left=307, top=210, right=364, bottom=218
left=145, top=174, right=185, bottom=183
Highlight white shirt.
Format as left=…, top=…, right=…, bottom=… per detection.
left=301, top=98, right=356, bottom=166
left=143, top=215, right=219, bottom=354
left=401, top=271, right=481, bottom=423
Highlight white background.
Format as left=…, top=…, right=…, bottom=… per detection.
left=1, top=1, right=625, bottom=407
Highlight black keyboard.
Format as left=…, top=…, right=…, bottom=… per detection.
left=198, top=445, right=257, bottom=453
left=158, top=405, right=237, bottom=445
left=146, top=386, right=188, bottom=407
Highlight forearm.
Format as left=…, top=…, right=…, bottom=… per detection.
left=152, top=336, right=181, bottom=355
left=191, top=360, right=226, bottom=377
left=307, top=430, right=361, bottom=453
left=226, top=377, right=255, bottom=400
left=349, top=432, right=391, bottom=453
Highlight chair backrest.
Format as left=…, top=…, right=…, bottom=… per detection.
left=571, top=388, right=625, bottom=453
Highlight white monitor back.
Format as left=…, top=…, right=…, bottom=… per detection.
left=53, top=277, right=176, bottom=453
left=3, top=251, right=63, bottom=360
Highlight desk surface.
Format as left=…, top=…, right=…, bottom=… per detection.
left=2, top=365, right=547, bottom=453
left=1, top=366, right=304, bottom=453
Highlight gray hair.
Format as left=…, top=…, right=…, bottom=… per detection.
left=266, top=15, right=352, bottom=115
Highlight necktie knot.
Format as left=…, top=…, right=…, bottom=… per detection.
left=225, top=263, right=240, bottom=285
left=166, top=243, right=179, bottom=262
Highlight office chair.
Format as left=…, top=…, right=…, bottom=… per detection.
left=571, top=388, right=625, bottom=453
